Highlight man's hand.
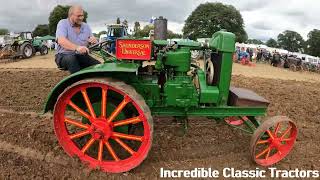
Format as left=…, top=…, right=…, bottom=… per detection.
left=76, top=46, right=89, bottom=54
left=88, top=36, right=98, bottom=44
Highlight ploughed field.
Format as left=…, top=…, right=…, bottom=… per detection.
left=0, top=60, right=319, bottom=179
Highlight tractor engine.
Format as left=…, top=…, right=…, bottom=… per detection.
left=114, top=28, right=236, bottom=109
left=163, top=75, right=198, bottom=107
left=161, top=48, right=198, bottom=107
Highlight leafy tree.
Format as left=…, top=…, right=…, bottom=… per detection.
left=277, top=30, right=304, bottom=52
left=0, top=28, right=9, bottom=35
left=246, top=39, right=264, bottom=45
left=116, top=17, right=121, bottom=24
left=122, top=19, right=128, bottom=28
left=182, top=2, right=247, bottom=42
left=133, top=25, right=181, bottom=39
left=48, top=5, right=88, bottom=35
left=266, top=38, right=278, bottom=48
left=134, top=21, right=141, bottom=33
left=167, top=30, right=183, bottom=39
left=134, top=25, right=154, bottom=38
left=306, top=29, right=320, bottom=57
left=33, top=24, right=49, bottom=37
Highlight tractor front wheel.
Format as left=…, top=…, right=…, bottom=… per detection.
left=20, top=42, right=33, bottom=58
left=250, top=116, right=297, bottom=166
left=40, top=45, right=48, bottom=55
left=53, top=78, right=153, bottom=173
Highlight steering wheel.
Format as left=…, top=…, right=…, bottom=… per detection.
left=87, top=39, right=116, bottom=58
left=88, top=40, right=112, bottom=50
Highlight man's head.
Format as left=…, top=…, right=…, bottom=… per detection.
left=68, top=5, right=84, bottom=26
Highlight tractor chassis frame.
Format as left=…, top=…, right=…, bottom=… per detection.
left=151, top=106, right=265, bottom=134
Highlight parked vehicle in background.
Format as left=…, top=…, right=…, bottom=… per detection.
left=0, top=32, right=48, bottom=59
left=99, top=24, right=128, bottom=54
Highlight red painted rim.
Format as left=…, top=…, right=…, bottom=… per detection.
left=53, top=82, right=152, bottom=173
left=225, top=116, right=248, bottom=126
left=252, top=117, right=297, bottom=166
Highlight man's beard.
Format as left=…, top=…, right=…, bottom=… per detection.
left=73, top=22, right=82, bottom=27
left=69, top=18, right=82, bottom=27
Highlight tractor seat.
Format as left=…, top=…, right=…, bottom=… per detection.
left=228, top=87, right=269, bottom=107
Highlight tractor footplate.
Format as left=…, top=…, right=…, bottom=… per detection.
left=228, top=87, right=269, bottom=107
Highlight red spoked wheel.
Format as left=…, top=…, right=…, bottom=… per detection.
left=250, top=116, right=297, bottom=166
left=53, top=79, right=153, bottom=173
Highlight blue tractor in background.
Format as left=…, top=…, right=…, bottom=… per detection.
left=99, top=24, right=128, bottom=54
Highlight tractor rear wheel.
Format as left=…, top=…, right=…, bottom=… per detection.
left=20, top=42, right=34, bottom=58
left=250, top=116, right=297, bottom=166
left=40, top=45, right=48, bottom=55
left=53, top=78, right=153, bottom=173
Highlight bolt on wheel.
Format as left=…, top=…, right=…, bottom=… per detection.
left=53, top=79, right=153, bottom=173
left=250, top=116, right=297, bottom=166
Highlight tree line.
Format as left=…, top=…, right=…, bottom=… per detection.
left=1, top=3, right=320, bottom=56
left=247, top=30, right=320, bottom=57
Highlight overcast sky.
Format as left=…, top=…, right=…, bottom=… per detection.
left=0, top=0, right=319, bottom=41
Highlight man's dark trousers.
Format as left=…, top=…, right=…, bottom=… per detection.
left=55, top=53, right=100, bottom=74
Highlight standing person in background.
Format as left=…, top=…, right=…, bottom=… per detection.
left=235, top=46, right=241, bottom=62
left=238, top=47, right=249, bottom=63
left=256, top=49, right=262, bottom=62
left=271, top=51, right=281, bottom=67
left=249, top=48, right=253, bottom=62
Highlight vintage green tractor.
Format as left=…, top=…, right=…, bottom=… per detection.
left=44, top=31, right=297, bottom=173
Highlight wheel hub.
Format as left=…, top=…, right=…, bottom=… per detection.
left=90, top=119, right=113, bottom=140
left=25, top=47, right=32, bottom=56
left=270, top=138, right=282, bottom=149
